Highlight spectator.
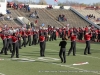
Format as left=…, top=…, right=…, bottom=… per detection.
left=6, top=10, right=11, bottom=14
left=6, top=15, right=13, bottom=20
left=29, top=12, right=36, bottom=18
left=6, top=15, right=10, bottom=20
left=34, top=10, right=37, bottom=15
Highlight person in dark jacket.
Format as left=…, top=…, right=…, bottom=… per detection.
left=59, top=36, right=67, bottom=63
left=39, top=33, right=46, bottom=57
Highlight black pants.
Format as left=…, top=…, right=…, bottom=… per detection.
left=49, top=36, right=53, bottom=41
left=32, top=38, right=37, bottom=45
left=11, top=42, right=19, bottom=58
left=68, top=41, right=76, bottom=56
left=79, top=33, right=83, bottom=40
left=22, top=37, right=26, bottom=47
left=7, top=39, right=12, bottom=52
left=1, top=39, right=7, bottom=55
left=18, top=40, right=21, bottom=49
left=59, top=48, right=66, bottom=63
left=27, top=35, right=31, bottom=46
left=84, top=41, right=90, bottom=54
left=54, top=35, right=56, bottom=40
left=40, top=42, right=46, bottom=57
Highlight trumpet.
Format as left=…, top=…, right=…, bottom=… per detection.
left=65, top=36, right=68, bottom=40
left=63, top=35, right=68, bottom=40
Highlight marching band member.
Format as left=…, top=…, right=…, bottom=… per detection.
left=26, top=28, right=32, bottom=46
left=6, top=32, right=12, bottom=53
left=21, top=28, right=27, bottom=47
left=11, top=32, right=19, bottom=58
left=0, top=30, right=8, bottom=55
left=68, top=32, right=77, bottom=56
left=84, top=32, right=92, bottom=55
left=39, top=33, right=46, bottom=57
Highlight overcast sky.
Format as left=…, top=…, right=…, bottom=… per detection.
left=8, top=0, right=100, bottom=4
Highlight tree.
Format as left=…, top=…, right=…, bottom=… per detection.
left=12, top=0, right=18, bottom=3
left=38, top=0, right=47, bottom=5
left=58, top=2, right=64, bottom=6
left=93, top=2, right=100, bottom=6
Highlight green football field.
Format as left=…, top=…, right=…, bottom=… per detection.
left=0, top=38, right=100, bottom=75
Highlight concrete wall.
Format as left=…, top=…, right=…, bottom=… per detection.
left=29, top=5, right=70, bottom=9
left=17, top=17, right=30, bottom=25
left=0, top=0, right=7, bottom=14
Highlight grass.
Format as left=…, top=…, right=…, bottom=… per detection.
left=0, top=38, right=100, bottom=75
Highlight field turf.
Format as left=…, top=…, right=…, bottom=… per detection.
left=0, top=38, right=100, bottom=75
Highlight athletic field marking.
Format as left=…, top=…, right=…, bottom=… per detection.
left=72, top=62, right=89, bottom=66
left=0, top=59, right=4, bottom=60
left=21, top=55, right=99, bottom=74
left=52, top=63, right=100, bottom=74
left=11, top=56, right=60, bottom=62
left=11, top=58, right=36, bottom=62
left=0, top=73, right=5, bottom=75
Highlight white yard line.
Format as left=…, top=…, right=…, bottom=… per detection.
left=20, top=54, right=100, bottom=75
left=0, top=73, right=5, bottom=75
left=52, top=63, right=100, bottom=74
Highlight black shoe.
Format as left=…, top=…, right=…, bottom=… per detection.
left=42, top=55, right=45, bottom=57
left=88, top=53, right=91, bottom=54
left=0, top=52, right=3, bottom=54
left=64, top=61, right=66, bottom=63
left=16, top=56, right=19, bottom=58
left=5, top=53, right=8, bottom=55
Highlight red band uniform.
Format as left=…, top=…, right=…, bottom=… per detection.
left=6, top=34, right=12, bottom=53
left=0, top=33, right=7, bottom=55
left=84, top=33, right=91, bottom=55
left=11, top=33, right=19, bottom=58
left=68, top=33, right=76, bottom=56
left=26, top=29, right=31, bottom=46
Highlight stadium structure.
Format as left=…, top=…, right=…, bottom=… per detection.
left=0, top=1, right=100, bottom=29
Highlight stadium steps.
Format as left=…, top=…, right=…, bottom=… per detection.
left=0, top=21, right=4, bottom=27
left=2, top=9, right=23, bottom=27
left=46, top=9, right=89, bottom=27
left=39, top=9, right=62, bottom=27
left=17, top=9, right=40, bottom=27
left=9, top=9, right=27, bottom=27
left=76, top=9, right=100, bottom=19
left=18, top=8, right=65, bottom=27
left=96, top=10, right=100, bottom=15
left=41, top=9, right=63, bottom=27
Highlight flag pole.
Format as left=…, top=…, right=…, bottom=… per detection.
left=54, top=0, right=55, bottom=9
